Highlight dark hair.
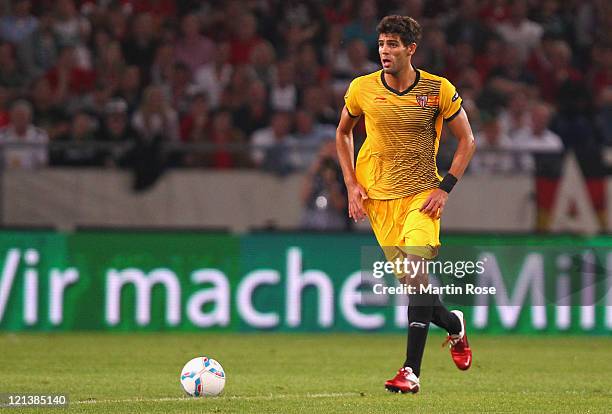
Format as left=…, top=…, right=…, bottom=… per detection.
left=376, top=15, right=422, bottom=46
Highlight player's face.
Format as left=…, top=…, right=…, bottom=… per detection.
left=378, top=34, right=414, bottom=75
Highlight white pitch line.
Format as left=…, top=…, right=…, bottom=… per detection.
left=74, top=392, right=362, bottom=405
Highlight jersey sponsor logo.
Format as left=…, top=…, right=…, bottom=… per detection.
left=374, top=96, right=387, bottom=102
left=452, top=91, right=459, bottom=102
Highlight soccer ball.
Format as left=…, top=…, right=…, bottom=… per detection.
left=179, top=356, right=226, bottom=397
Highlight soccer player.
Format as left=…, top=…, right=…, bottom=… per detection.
left=336, top=15, right=476, bottom=393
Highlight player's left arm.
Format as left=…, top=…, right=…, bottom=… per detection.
left=420, top=108, right=476, bottom=218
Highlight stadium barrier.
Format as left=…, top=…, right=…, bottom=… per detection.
left=0, top=231, right=610, bottom=334
left=2, top=168, right=533, bottom=231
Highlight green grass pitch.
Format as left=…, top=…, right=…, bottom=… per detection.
left=0, top=333, right=610, bottom=413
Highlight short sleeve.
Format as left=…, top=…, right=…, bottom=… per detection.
left=344, top=78, right=363, bottom=118
left=439, top=78, right=462, bottom=121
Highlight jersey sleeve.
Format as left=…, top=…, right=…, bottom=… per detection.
left=344, top=78, right=363, bottom=118
left=439, top=78, right=462, bottom=121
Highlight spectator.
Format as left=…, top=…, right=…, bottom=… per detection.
left=121, top=13, right=159, bottom=77
left=150, top=42, right=175, bottom=86
left=295, top=43, right=329, bottom=90
left=445, top=41, right=475, bottom=84
left=323, top=23, right=344, bottom=68
left=526, top=31, right=557, bottom=82
left=0, top=42, right=28, bottom=93
left=445, top=0, right=491, bottom=53
left=116, top=65, right=142, bottom=115
left=52, top=0, right=92, bottom=68
left=98, top=98, right=136, bottom=142
left=0, top=0, right=38, bottom=45
left=51, top=110, right=104, bottom=166
left=80, top=81, right=113, bottom=123
left=45, top=45, right=96, bottom=105
left=469, top=112, right=518, bottom=174
left=302, top=85, right=337, bottom=125
left=165, top=62, right=195, bottom=116
left=301, top=141, right=347, bottom=230
left=416, top=27, right=451, bottom=77
left=331, top=38, right=378, bottom=93
left=498, top=88, right=531, bottom=138
left=95, top=40, right=125, bottom=92
left=487, top=44, right=536, bottom=95
left=194, top=41, right=233, bottom=110
left=514, top=102, right=564, bottom=172
left=174, top=13, right=214, bottom=75
left=203, top=110, right=248, bottom=169
left=536, top=40, right=582, bottom=103
left=249, top=41, right=276, bottom=85
left=274, top=0, right=326, bottom=49
left=496, top=0, right=543, bottom=63
left=17, top=11, right=59, bottom=80
left=180, top=92, right=210, bottom=142
left=293, top=109, right=336, bottom=167
left=131, top=84, right=179, bottom=141
left=473, top=35, right=504, bottom=83
left=229, top=13, right=263, bottom=65
left=347, top=37, right=380, bottom=75
left=233, top=80, right=271, bottom=136
left=250, top=111, right=298, bottom=174
left=30, top=76, right=69, bottom=140
left=97, top=98, right=139, bottom=165
left=0, top=99, right=48, bottom=169
left=91, top=27, right=112, bottom=63
left=519, top=105, right=555, bottom=150
left=270, top=60, right=297, bottom=112
left=104, top=2, right=129, bottom=40
left=53, top=0, right=90, bottom=45
left=342, top=0, right=378, bottom=51
left=224, top=65, right=255, bottom=110
left=530, top=0, right=569, bottom=40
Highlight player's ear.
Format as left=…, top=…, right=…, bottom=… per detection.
left=407, top=43, right=417, bottom=56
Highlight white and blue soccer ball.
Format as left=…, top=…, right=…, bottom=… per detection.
left=180, top=356, right=226, bottom=397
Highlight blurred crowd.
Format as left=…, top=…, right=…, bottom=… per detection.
left=0, top=0, right=609, bottom=191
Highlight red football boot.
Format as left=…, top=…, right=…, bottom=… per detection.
left=442, top=310, right=472, bottom=371
left=384, top=367, right=420, bottom=394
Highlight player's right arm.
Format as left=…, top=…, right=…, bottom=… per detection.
left=336, top=106, right=368, bottom=222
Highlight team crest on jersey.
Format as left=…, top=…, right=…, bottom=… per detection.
left=416, top=94, right=429, bottom=108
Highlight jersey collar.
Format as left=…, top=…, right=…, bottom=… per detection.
left=380, top=65, right=420, bottom=96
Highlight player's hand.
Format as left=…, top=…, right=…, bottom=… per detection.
left=347, top=182, right=368, bottom=222
left=420, top=189, right=448, bottom=219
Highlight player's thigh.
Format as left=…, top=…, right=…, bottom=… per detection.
left=400, top=190, right=440, bottom=259
left=364, top=198, right=405, bottom=247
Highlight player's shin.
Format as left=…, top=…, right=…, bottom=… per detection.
left=404, top=293, right=434, bottom=378
left=431, top=294, right=461, bottom=335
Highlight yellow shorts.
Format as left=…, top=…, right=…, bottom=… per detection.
left=364, top=189, right=440, bottom=264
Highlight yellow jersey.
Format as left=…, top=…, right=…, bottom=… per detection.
left=344, top=68, right=462, bottom=199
